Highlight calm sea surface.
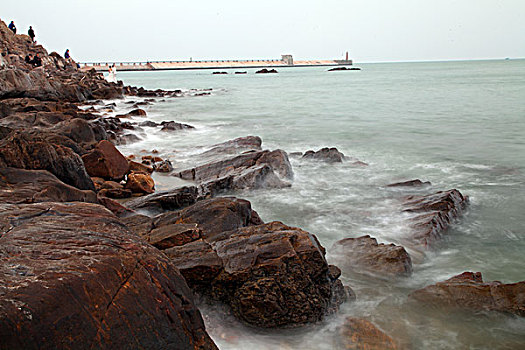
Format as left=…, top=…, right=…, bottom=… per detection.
left=115, top=60, right=525, bottom=349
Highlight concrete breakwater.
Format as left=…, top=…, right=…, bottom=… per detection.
left=81, top=54, right=353, bottom=72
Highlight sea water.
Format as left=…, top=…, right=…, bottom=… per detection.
left=115, top=60, right=525, bottom=349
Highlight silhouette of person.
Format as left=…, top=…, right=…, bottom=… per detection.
left=64, top=49, right=70, bottom=59
left=28, top=26, right=35, bottom=42
left=8, top=21, right=16, bottom=34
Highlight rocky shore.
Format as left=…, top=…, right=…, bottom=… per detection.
left=1, top=18, right=524, bottom=350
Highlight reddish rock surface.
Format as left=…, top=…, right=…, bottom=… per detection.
left=0, top=131, right=94, bottom=190
left=128, top=159, right=154, bottom=174
left=337, top=317, right=397, bottom=350
left=124, top=186, right=201, bottom=213
left=403, top=189, right=469, bottom=246
left=333, top=235, right=413, bottom=277
left=0, top=201, right=217, bottom=349
left=0, top=167, right=97, bottom=204
left=82, top=140, right=130, bottom=180
left=410, top=272, right=525, bottom=316
left=165, top=220, right=349, bottom=328
left=125, top=172, right=155, bottom=194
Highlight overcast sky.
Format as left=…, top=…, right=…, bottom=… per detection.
left=2, top=0, right=524, bottom=63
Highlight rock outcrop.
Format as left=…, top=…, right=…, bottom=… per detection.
left=333, top=235, right=413, bottom=277
left=81, top=140, right=130, bottom=180
left=410, top=272, right=525, bottom=317
left=403, top=189, right=469, bottom=246
left=0, top=201, right=217, bottom=349
left=387, top=179, right=431, bottom=187
left=302, top=147, right=345, bottom=163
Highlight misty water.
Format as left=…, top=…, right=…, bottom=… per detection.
left=113, top=60, right=525, bottom=349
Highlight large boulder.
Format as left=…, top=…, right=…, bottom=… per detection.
left=403, top=189, right=469, bottom=246
left=409, top=272, right=525, bottom=317
left=0, top=201, right=217, bottom=349
left=332, top=235, right=413, bottom=277
left=125, top=172, right=155, bottom=194
left=124, top=186, right=202, bottom=213
left=175, top=149, right=293, bottom=192
left=0, top=131, right=94, bottom=190
left=0, top=167, right=97, bottom=204
left=198, top=136, right=262, bottom=158
left=165, top=220, right=349, bottom=328
left=81, top=140, right=129, bottom=180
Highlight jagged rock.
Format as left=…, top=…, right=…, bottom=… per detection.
left=165, top=221, right=349, bottom=328
left=153, top=197, right=262, bottom=240
left=175, top=149, right=293, bottom=192
left=0, top=201, right=217, bottom=349
left=199, top=136, right=262, bottom=158
left=125, top=173, right=155, bottom=194
left=128, top=160, right=154, bottom=174
left=147, top=224, right=202, bottom=250
left=124, top=186, right=201, bottom=213
left=403, top=189, right=469, bottom=246
left=337, top=318, right=397, bottom=350
left=409, top=272, right=525, bottom=316
left=160, top=121, right=195, bottom=131
left=387, top=179, right=431, bottom=187
left=97, top=194, right=134, bottom=217
left=0, top=131, right=94, bottom=190
left=255, top=68, right=278, bottom=74
left=332, top=235, right=413, bottom=277
left=302, top=147, right=345, bottom=163
left=0, top=167, right=97, bottom=204
left=81, top=140, right=129, bottom=180
left=153, top=159, right=174, bottom=173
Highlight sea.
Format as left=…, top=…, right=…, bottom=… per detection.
left=112, top=59, right=525, bottom=349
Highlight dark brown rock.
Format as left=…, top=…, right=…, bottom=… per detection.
left=0, top=131, right=94, bottom=190
left=98, top=187, right=132, bottom=199
left=125, top=172, right=155, bottom=194
left=255, top=68, right=278, bottom=74
left=333, top=235, right=413, bottom=277
left=199, top=136, right=262, bottom=158
left=97, top=194, right=134, bottom=217
left=337, top=317, right=397, bottom=350
left=128, top=159, right=154, bottom=174
left=0, top=201, right=217, bottom=350
left=302, top=147, right=345, bottom=163
left=403, top=189, right=469, bottom=246
left=148, top=224, right=202, bottom=249
left=165, top=221, right=349, bottom=328
left=154, top=159, right=174, bottom=173
left=160, top=121, right=195, bottom=131
left=81, top=140, right=130, bottom=180
left=409, top=272, right=525, bottom=316
left=328, top=67, right=361, bottom=71
left=0, top=167, right=97, bottom=204
left=124, top=186, right=201, bottom=213
left=387, top=179, right=431, bottom=187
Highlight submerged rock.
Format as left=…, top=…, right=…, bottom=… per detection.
left=333, top=235, right=413, bottom=277
left=328, top=67, right=361, bottom=71
left=255, top=68, right=278, bottom=74
left=302, top=147, right=345, bottom=163
left=0, top=201, right=217, bottom=349
left=410, top=272, right=525, bottom=317
left=160, top=120, right=195, bottom=131
left=403, top=189, right=469, bottom=246
left=387, top=179, right=431, bottom=187
left=337, top=317, right=397, bottom=350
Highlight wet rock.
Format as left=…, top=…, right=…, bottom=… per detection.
left=199, top=136, right=262, bottom=158
left=120, top=214, right=154, bottom=237
left=153, top=197, right=262, bottom=240
left=302, top=147, right=345, bottom=163
left=337, top=317, right=397, bottom=350
left=139, top=120, right=159, bottom=127
left=125, top=172, right=155, bottom=194
left=212, top=72, right=228, bottom=75
left=124, top=186, right=201, bottom=213
left=403, top=189, right=469, bottom=246
left=409, top=272, right=525, bottom=317
left=255, top=68, right=278, bottom=74
left=160, top=120, right=195, bottom=131
left=153, top=159, right=174, bottom=173
left=81, top=140, right=130, bottom=181
left=97, top=194, right=134, bottom=217
left=387, top=179, right=431, bottom=187
left=116, top=108, right=147, bottom=118
left=328, top=67, right=361, bottom=71
left=0, top=167, right=97, bottom=204
left=333, top=235, right=413, bottom=277
left=0, top=131, right=94, bottom=190
left=166, top=221, right=348, bottom=328
left=116, top=133, right=141, bottom=145
left=98, top=188, right=132, bottom=199
left=148, top=224, right=202, bottom=250
left=128, top=160, right=154, bottom=174
left=0, top=201, right=217, bottom=350
left=175, top=149, right=293, bottom=192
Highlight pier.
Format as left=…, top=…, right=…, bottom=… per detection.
left=80, top=54, right=353, bottom=72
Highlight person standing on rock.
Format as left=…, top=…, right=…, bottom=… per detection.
left=8, top=21, right=16, bottom=34
left=64, top=49, right=70, bottom=60
left=28, top=26, right=35, bottom=43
